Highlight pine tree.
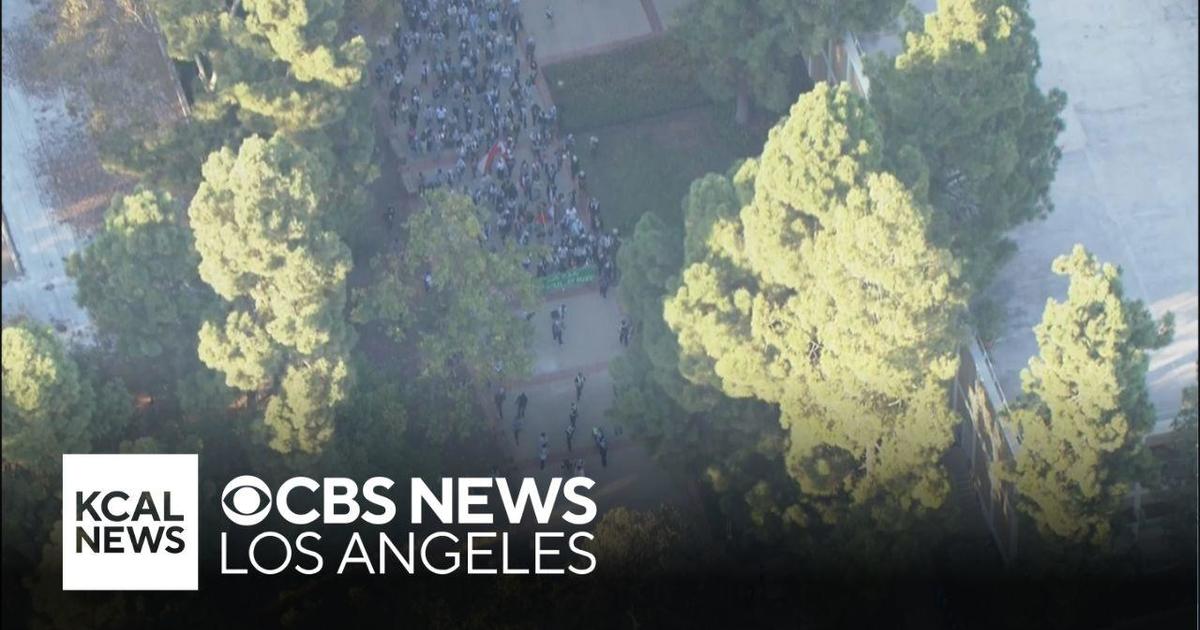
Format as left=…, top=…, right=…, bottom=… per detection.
left=868, top=0, right=1065, bottom=288
left=676, top=0, right=904, bottom=121
left=664, top=84, right=966, bottom=535
left=1009, top=245, right=1173, bottom=547
left=189, top=134, right=355, bottom=454
left=67, top=188, right=217, bottom=360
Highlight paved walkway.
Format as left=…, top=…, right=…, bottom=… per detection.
left=2, top=0, right=93, bottom=339
left=488, top=290, right=695, bottom=517
left=524, top=0, right=669, bottom=65
left=987, top=0, right=1198, bottom=428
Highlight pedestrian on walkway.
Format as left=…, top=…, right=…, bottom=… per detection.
left=569, top=401, right=578, bottom=428
left=565, top=423, right=575, bottom=452
left=618, top=318, right=632, bottom=347
left=589, top=135, right=599, bottom=156
left=574, top=372, right=586, bottom=401
left=539, top=431, right=548, bottom=450
left=539, top=444, right=548, bottom=470
left=516, top=391, right=529, bottom=419
left=598, top=435, right=608, bottom=468
left=494, top=386, right=507, bottom=419
left=492, top=386, right=506, bottom=420
left=512, top=417, right=522, bottom=445
left=552, top=319, right=563, bottom=345
left=575, top=458, right=585, bottom=477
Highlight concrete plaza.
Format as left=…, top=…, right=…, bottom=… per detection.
left=987, top=0, right=1199, bottom=428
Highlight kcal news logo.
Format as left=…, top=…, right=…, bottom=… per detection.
left=62, top=454, right=198, bottom=590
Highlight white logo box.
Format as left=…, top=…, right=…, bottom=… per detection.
left=62, top=454, right=199, bottom=591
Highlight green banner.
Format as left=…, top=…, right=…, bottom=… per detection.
left=541, top=265, right=597, bottom=293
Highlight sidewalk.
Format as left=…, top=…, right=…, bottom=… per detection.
left=488, top=290, right=694, bottom=517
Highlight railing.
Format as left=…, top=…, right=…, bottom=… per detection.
left=968, top=336, right=1022, bottom=453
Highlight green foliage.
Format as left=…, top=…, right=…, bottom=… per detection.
left=264, top=358, right=351, bottom=454
left=131, top=0, right=376, bottom=237
left=3, top=325, right=95, bottom=467
left=664, top=84, right=966, bottom=535
left=147, top=0, right=223, bottom=62
left=2, top=325, right=131, bottom=568
left=609, top=176, right=799, bottom=550
left=676, top=0, right=903, bottom=112
left=1008, top=245, right=1173, bottom=548
left=400, top=190, right=538, bottom=384
left=868, top=0, right=1066, bottom=288
left=97, top=107, right=249, bottom=194
left=189, top=134, right=355, bottom=454
left=1164, top=382, right=1198, bottom=559
left=351, top=253, right=413, bottom=340
left=67, top=188, right=217, bottom=359
left=588, top=507, right=693, bottom=576
left=544, top=37, right=708, bottom=132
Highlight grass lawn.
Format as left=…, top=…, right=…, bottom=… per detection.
left=580, top=105, right=768, bottom=235
left=544, top=37, right=709, bottom=133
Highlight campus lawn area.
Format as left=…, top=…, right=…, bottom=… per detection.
left=579, top=105, right=767, bottom=234
left=544, top=36, right=708, bottom=133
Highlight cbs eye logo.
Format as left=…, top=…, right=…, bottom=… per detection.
left=221, top=475, right=272, bottom=526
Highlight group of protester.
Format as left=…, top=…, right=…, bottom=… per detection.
left=378, top=0, right=621, bottom=283
left=496, top=368, right=614, bottom=476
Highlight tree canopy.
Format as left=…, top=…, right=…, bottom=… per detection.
left=1008, top=245, right=1173, bottom=548
left=354, top=190, right=538, bottom=442
left=2, top=325, right=95, bottom=468
left=868, top=0, right=1065, bottom=288
left=676, top=0, right=904, bottom=118
left=189, top=134, right=355, bottom=454
left=664, top=83, right=966, bottom=533
left=67, top=188, right=216, bottom=360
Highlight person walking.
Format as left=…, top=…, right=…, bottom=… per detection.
left=512, top=417, right=522, bottom=445
left=516, top=391, right=529, bottom=420
left=539, top=431, right=548, bottom=450
left=618, top=318, right=632, bottom=347
left=574, top=372, right=586, bottom=401
left=494, top=386, right=507, bottom=419
left=552, top=319, right=564, bottom=345
left=565, top=423, right=575, bottom=452
left=538, top=444, right=548, bottom=470
left=575, top=458, right=585, bottom=477
left=569, top=401, right=578, bottom=428
left=598, top=435, right=608, bottom=468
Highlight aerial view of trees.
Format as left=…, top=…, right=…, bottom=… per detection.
left=868, top=0, right=1066, bottom=288
left=677, top=0, right=905, bottom=121
left=3, top=0, right=1194, bottom=626
left=1007, top=246, right=1172, bottom=548
left=190, top=134, right=355, bottom=454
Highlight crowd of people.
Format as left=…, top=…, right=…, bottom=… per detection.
left=502, top=370, right=615, bottom=477
left=377, top=0, right=621, bottom=284
left=376, top=1, right=634, bottom=479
